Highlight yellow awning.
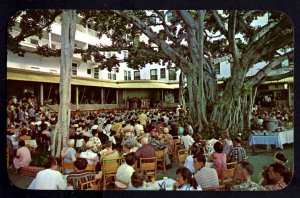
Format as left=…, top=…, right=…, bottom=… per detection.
left=7, top=68, right=179, bottom=89
left=263, top=77, right=294, bottom=84
left=7, top=68, right=60, bottom=83
left=117, top=81, right=179, bottom=89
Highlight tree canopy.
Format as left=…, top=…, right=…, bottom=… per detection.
left=8, top=10, right=294, bottom=136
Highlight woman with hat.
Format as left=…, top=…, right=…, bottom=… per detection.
left=61, top=139, right=77, bottom=174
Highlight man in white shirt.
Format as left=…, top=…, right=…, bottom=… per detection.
left=28, top=158, right=68, bottom=190
left=134, top=121, right=144, bottom=137
left=181, top=130, right=195, bottom=149
left=115, top=152, right=136, bottom=189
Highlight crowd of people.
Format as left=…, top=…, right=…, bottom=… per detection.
left=6, top=95, right=293, bottom=191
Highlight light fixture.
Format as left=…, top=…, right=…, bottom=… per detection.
left=284, top=83, right=288, bottom=89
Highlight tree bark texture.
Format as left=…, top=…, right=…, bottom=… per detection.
left=51, top=10, right=76, bottom=157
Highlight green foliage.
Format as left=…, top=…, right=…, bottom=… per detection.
left=242, top=82, right=253, bottom=95
left=30, top=147, right=51, bottom=167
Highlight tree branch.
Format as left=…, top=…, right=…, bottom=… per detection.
left=247, top=51, right=294, bottom=86
left=112, top=10, right=197, bottom=76
left=212, top=11, right=229, bottom=38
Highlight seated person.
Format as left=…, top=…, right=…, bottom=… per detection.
left=263, top=163, right=291, bottom=191
left=173, top=167, right=201, bottom=191
left=79, top=141, right=99, bottom=164
left=11, top=140, right=32, bottom=174
left=126, top=169, right=147, bottom=190
left=115, top=152, right=137, bottom=189
left=207, top=141, right=226, bottom=178
left=228, top=137, right=247, bottom=163
left=61, top=139, right=77, bottom=174
left=193, top=153, right=219, bottom=189
left=28, top=157, right=68, bottom=190
left=230, top=161, right=265, bottom=191
left=258, top=152, right=289, bottom=186
left=184, top=142, right=205, bottom=174
left=67, top=158, right=102, bottom=190
left=100, top=141, right=119, bottom=165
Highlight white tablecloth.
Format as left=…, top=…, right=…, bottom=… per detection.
left=145, top=178, right=176, bottom=190
left=249, top=129, right=294, bottom=149
left=278, top=129, right=294, bottom=144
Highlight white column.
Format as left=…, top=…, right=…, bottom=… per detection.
left=76, top=86, right=79, bottom=110
left=101, top=88, right=104, bottom=106
left=40, top=83, right=44, bottom=106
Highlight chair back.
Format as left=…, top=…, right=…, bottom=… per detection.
left=80, top=179, right=101, bottom=190
left=226, top=162, right=237, bottom=169
left=139, top=157, right=157, bottom=171
left=202, top=185, right=225, bottom=191
left=140, top=157, right=157, bottom=181
left=220, top=167, right=235, bottom=185
left=115, top=177, right=129, bottom=190
left=155, top=150, right=165, bottom=159
left=155, top=149, right=166, bottom=173
left=62, top=161, right=75, bottom=174
left=178, top=149, right=191, bottom=165
left=85, top=158, right=96, bottom=172
left=102, top=157, right=121, bottom=174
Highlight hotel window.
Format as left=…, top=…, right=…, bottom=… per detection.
left=72, top=63, right=77, bottom=76
left=128, top=71, right=132, bottom=80
left=215, top=63, right=221, bottom=74
left=169, top=68, right=176, bottom=80
left=94, top=68, right=99, bottom=79
left=124, top=70, right=128, bottom=80
left=150, top=69, right=158, bottom=80
left=160, top=68, right=166, bottom=79
left=108, top=72, right=112, bottom=79
left=166, top=11, right=174, bottom=22
left=87, top=69, right=91, bottom=75
left=134, top=71, right=141, bottom=80
left=112, top=73, right=116, bottom=80
left=30, top=38, right=39, bottom=45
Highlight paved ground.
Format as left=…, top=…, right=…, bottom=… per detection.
left=8, top=144, right=294, bottom=189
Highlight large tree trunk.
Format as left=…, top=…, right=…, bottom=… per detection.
left=51, top=10, right=76, bottom=157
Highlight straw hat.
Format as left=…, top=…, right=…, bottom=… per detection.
left=67, top=139, right=75, bottom=147
left=85, top=141, right=94, bottom=148
left=163, top=127, right=169, bottom=134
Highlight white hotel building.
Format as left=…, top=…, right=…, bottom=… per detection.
left=7, top=12, right=293, bottom=111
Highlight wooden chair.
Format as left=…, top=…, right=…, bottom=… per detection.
left=220, top=165, right=236, bottom=185
left=140, top=157, right=157, bottom=182
left=173, top=138, right=181, bottom=164
left=177, top=149, right=191, bottom=165
left=202, top=185, right=225, bottom=191
left=155, top=149, right=166, bottom=173
left=80, top=178, right=101, bottom=190
left=102, top=157, right=122, bottom=190
left=226, top=162, right=237, bottom=169
left=114, top=177, right=129, bottom=190
left=62, top=161, right=75, bottom=174
left=85, top=158, right=96, bottom=172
